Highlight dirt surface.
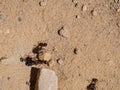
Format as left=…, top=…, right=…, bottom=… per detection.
left=0, top=0, right=120, bottom=90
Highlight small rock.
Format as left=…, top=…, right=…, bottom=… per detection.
left=38, top=68, right=58, bottom=90
left=39, top=1, right=47, bottom=6
left=48, top=59, right=55, bottom=67
left=117, top=22, right=120, bottom=27
left=74, top=48, right=79, bottom=54
left=7, top=77, right=10, bottom=80
left=26, top=81, right=31, bottom=86
left=52, top=47, right=57, bottom=52
left=72, top=0, right=78, bottom=3
left=43, top=52, right=51, bottom=61
left=58, top=27, right=70, bottom=38
left=82, top=5, right=87, bottom=11
left=91, top=10, right=97, bottom=16
left=57, top=58, right=63, bottom=65
left=116, top=8, right=120, bottom=12
left=38, top=52, right=51, bottom=62
left=18, top=17, right=22, bottom=22
left=75, top=15, right=80, bottom=19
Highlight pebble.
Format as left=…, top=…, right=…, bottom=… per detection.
left=74, top=48, right=79, bottom=54
left=91, top=10, right=97, bottom=16
left=117, top=22, right=120, bottom=27
left=38, top=52, right=51, bottom=62
left=39, top=1, right=47, bottom=6
left=19, top=10, right=25, bottom=18
left=72, top=0, right=78, bottom=3
left=48, top=59, right=55, bottom=67
left=82, top=5, right=87, bottom=11
left=116, top=8, right=120, bottom=12
left=58, top=27, right=70, bottom=38
left=38, top=68, right=58, bottom=90
left=52, top=47, right=57, bottom=52
left=75, top=15, right=80, bottom=19
left=7, top=77, right=10, bottom=80
left=57, top=58, right=63, bottom=65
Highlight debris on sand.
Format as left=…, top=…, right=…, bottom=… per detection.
left=37, top=68, right=58, bottom=90
left=87, top=78, right=98, bottom=90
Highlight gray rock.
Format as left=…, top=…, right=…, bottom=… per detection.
left=38, top=68, right=58, bottom=90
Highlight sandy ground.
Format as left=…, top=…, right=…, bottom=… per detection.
left=0, top=0, right=120, bottom=90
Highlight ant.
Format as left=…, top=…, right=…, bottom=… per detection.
left=32, top=42, right=47, bottom=54
left=20, top=42, right=48, bottom=66
left=20, top=56, right=47, bottom=66
left=87, top=78, right=98, bottom=90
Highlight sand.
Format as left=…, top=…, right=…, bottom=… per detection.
left=0, top=0, right=120, bottom=90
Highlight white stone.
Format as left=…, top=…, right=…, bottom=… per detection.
left=38, top=68, right=58, bottom=90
